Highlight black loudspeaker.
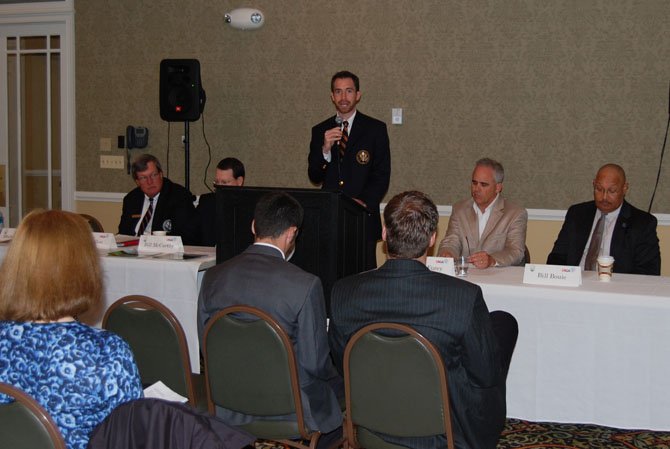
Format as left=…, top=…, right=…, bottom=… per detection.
left=159, top=59, right=206, bottom=122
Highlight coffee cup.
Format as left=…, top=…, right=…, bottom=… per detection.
left=597, top=255, right=614, bottom=281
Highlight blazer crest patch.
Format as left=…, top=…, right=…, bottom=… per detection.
left=356, top=150, right=371, bottom=165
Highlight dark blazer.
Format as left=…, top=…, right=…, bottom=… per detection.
left=547, top=200, right=660, bottom=275
left=308, top=111, right=391, bottom=241
left=197, top=244, right=343, bottom=434
left=329, top=259, right=506, bottom=449
left=118, top=178, right=198, bottom=245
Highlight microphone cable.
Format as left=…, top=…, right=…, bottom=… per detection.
left=201, top=111, right=214, bottom=193
left=648, top=80, right=670, bottom=213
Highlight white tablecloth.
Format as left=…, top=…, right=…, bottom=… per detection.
left=93, top=247, right=215, bottom=374
left=0, top=243, right=215, bottom=374
left=465, top=266, right=670, bottom=430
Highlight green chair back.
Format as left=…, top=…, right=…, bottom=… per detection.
left=344, top=322, right=454, bottom=449
left=0, top=382, right=66, bottom=449
left=203, top=305, right=316, bottom=444
left=102, top=295, right=195, bottom=403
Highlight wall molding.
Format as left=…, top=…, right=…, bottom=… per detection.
left=75, top=191, right=670, bottom=226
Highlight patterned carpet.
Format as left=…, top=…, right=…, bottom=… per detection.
left=498, top=418, right=670, bottom=449
left=254, top=418, right=670, bottom=449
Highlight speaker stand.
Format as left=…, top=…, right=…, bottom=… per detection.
left=183, top=121, right=190, bottom=190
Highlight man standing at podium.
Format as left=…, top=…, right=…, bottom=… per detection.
left=308, top=70, right=391, bottom=269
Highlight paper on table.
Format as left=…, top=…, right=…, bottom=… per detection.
left=143, top=380, right=188, bottom=403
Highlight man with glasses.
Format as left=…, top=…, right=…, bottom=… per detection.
left=196, top=157, right=245, bottom=246
left=118, top=153, right=198, bottom=244
left=547, top=163, right=660, bottom=275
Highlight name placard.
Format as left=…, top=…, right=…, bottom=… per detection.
left=138, top=235, right=184, bottom=254
left=426, top=256, right=456, bottom=277
left=0, top=228, right=16, bottom=240
left=93, top=232, right=117, bottom=250
left=523, top=264, right=582, bottom=287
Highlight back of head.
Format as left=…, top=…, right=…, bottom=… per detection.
left=383, top=191, right=439, bottom=259
left=216, top=157, right=245, bottom=179
left=0, top=210, right=102, bottom=321
left=253, top=192, right=303, bottom=239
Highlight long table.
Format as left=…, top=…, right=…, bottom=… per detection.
left=465, top=266, right=670, bottom=431
left=0, top=243, right=215, bottom=374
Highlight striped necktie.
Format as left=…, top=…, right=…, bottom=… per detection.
left=137, top=197, right=154, bottom=236
left=585, top=213, right=607, bottom=271
left=339, top=120, right=349, bottom=159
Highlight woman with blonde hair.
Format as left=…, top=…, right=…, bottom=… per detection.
left=0, top=210, right=142, bottom=449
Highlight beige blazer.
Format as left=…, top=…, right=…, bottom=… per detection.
left=438, top=196, right=528, bottom=266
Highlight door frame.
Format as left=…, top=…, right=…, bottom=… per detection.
left=0, top=0, right=75, bottom=221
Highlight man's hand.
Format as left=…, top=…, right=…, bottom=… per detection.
left=322, top=126, right=343, bottom=156
left=468, top=251, right=495, bottom=269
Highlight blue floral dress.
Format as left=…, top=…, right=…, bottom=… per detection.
left=0, top=321, right=143, bottom=449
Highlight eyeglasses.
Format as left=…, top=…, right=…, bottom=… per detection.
left=593, top=185, right=621, bottom=197
left=136, top=172, right=161, bottom=183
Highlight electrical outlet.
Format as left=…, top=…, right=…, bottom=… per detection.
left=100, top=155, right=125, bottom=169
left=99, top=137, right=112, bottom=151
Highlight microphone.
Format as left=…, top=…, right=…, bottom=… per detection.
left=334, top=116, right=343, bottom=150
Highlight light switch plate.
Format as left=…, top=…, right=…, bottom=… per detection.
left=100, top=155, right=124, bottom=169
left=392, top=108, right=403, bottom=125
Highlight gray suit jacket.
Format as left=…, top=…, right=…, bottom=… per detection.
left=438, top=196, right=528, bottom=266
left=197, top=244, right=343, bottom=433
left=329, top=259, right=506, bottom=449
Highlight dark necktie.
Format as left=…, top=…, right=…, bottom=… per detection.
left=137, top=197, right=154, bottom=236
left=585, top=213, right=607, bottom=271
left=339, top=120, right=349, bottom=159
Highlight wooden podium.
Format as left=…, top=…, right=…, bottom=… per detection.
left=215, top=187, right=368, bottom=309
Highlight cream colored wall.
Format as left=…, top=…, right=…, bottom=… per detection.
left=375, top=216, right=670, bottom=277
left=75, top=200, right=122, bottom=234
left=76, top=199, right=670, bottom=276
left=74, top=1, right=670, bottom=214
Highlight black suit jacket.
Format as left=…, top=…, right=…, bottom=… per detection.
left=547, top=200, right=660, bottom=275
left=308, top=111, right=391, bottom=241
left=118, top=178, right=198, bottom=245
left=329, top=259, right=506, bottom=449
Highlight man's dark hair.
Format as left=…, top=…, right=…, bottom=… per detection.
left=217, top=157, right=245, bottom=179
left=131, top=154, right=162, bottom=179
left=331, top=70, right=360, bottom=92
left=254, top=192, right=304, bottom=239
left=384, top=191, right=439, bottom=259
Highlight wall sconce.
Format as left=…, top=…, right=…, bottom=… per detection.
left=224, top=8, right=265, bottom=30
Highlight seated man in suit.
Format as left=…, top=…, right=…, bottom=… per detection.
left=196, top=157, right=245, bottom=246
left=438, top=158, right=528, bottom=268
left=547, top=163, right=660, bottom=275
left=118, top=154, right=197, bottom=244
left=197, top=191, right=343, bottom=446
left=329, top=190, right=518, bottom=449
